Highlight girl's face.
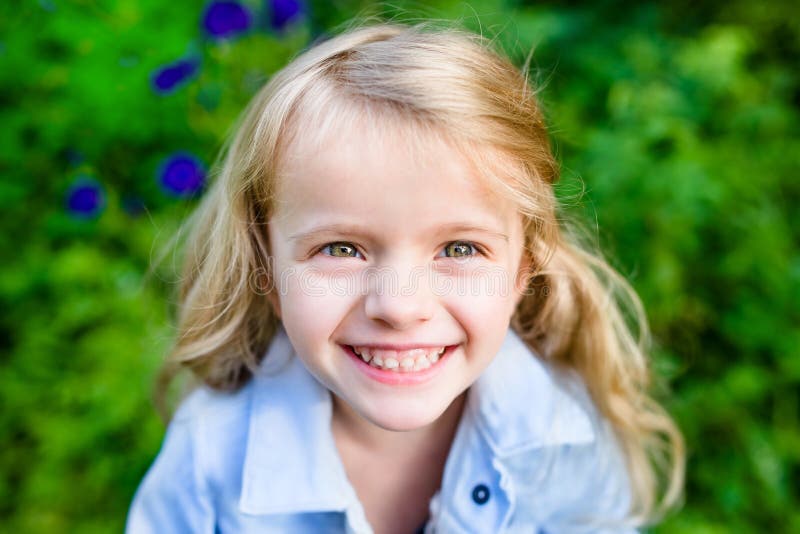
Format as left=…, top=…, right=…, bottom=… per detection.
left=267, top=121, right=531, bottom=432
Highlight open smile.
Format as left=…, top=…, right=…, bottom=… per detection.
left=341, top=344, right=457, bottom=386
left=351, top=345, right=446, bottom=372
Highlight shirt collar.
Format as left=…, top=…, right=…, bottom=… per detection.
left=238, top=325, right=595, bottom=515
left=239, top=328, right=357, bottom=516
left=467, top=327, right=595, bottom=458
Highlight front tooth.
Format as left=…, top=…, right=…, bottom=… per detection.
left=383, top=358, right=399, bottom=369
left=413, top=357, right=432, bottom=371
left=400, top=357, right=415, bottom=369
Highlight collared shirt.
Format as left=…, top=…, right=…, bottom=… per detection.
left=127, top=326, right=636, bottom=533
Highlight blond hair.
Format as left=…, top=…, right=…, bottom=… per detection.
left=154, top=20, right=684, bottom=526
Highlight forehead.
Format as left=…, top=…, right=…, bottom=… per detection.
left=272, top=113, right=516, bottom=230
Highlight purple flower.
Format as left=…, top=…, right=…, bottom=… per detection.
left=151, top=58, right=199, bottom=94
left=66, top=177, right=104, bottom=217
left=203, top=1, right=251, bottom=39
left=269, top=0, right=304, bottom=31
left=158, top=152, right=206, bottom=197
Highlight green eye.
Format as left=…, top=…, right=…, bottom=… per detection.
left=321, top=242, right=359, bottom=257
left=444, top=241, right=477, bottom=258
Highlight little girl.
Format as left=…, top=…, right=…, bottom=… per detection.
left=128, top=21, right=684, bottom=534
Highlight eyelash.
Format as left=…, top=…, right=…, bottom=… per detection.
left=315, top=241, right=485, bottom=259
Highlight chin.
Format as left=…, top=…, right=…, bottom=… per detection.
left=369, top=416, right=437, bottom=433
left=360, top=402, right=447, bottom=433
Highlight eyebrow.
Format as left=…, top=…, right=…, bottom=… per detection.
left=289, top=223, right=509, bottom=244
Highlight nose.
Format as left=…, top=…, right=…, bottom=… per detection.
left=363, top=262, right=435, bottom=330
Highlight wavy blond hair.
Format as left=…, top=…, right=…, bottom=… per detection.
left=153, top=20, right=684, bottom=526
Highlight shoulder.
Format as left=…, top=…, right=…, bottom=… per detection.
left=466, top=328, right=637, bottom=531
left=169, top=381, right=256, bottom=491
left=500, top=370, right=636, bottom=532
left=126, top=382, right=256, bottom=533
left=173, top=382, right=254, bottom=442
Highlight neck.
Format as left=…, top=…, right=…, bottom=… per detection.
left=331, top=391, right=468, bottom=457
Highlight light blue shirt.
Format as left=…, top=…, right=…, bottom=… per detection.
left=127, top=326, right=636, bottom=533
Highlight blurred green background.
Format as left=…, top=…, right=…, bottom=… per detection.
left=1, top=0, right=798, bottom=532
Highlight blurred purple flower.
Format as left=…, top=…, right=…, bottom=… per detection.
left=158, top=152, right=206, bottom=197
left=66, top=177, right=104, bottom=217
left=269, top=0, right=305, bottom=31
left=203, top=1, right=251, bottom=39
left=151, top=58, right=199, bottom=94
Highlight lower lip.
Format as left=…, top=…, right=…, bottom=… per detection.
left=341, top=344, right=456, bottom=386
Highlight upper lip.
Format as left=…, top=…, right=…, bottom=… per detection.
left=344, top=343, right=452, bottom=350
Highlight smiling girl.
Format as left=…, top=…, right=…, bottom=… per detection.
left=127, top=21, right=684, bottom=534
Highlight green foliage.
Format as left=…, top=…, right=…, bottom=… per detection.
left=1, top=0, right=797, bottom=531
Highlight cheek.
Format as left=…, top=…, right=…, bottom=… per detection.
left=277, top=266, right=357, bottom=334
left=443, top=283, right=518, bottom=347
left=451, top=294, right=516, bottom=335
left=438, top=268, right=521, bottom=314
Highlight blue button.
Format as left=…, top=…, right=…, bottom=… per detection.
left=471, top=483, right=490, bottom=505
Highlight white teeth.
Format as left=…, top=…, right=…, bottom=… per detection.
left=351, top=345, right=448, bottom=372
left=413, top=358, right=432, bottom=371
